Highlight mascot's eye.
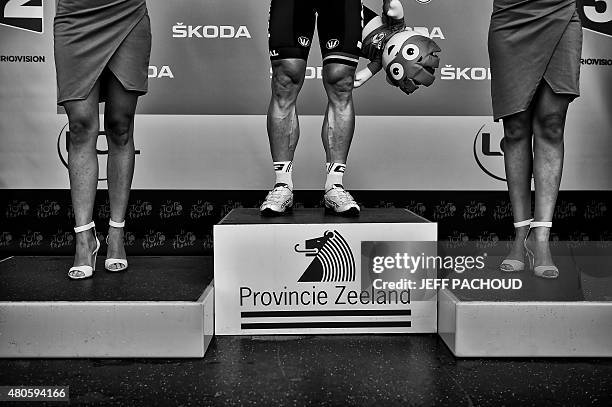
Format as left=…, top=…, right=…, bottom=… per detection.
left=389, top=63, right=404, bottom=80
left=402, top=44, right=420, bottom=61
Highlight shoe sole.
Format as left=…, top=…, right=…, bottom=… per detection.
left=324, top=205, right=360, bottom=217
left=260, top=206, right=293, bottom=217
left=105, top=266, right=129, bottom=273
left=68, top=273, right=94, bottom=280
left=499, top=266, right=525, bottom=272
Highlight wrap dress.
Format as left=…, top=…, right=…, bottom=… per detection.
left=488, top=0, right=582, bottom=121
left=54, top=0, right=151, bottom=104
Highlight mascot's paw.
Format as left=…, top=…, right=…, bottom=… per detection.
left=382, top=30, right=441, bottom=94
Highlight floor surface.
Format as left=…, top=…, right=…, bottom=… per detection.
left=1, top=335, right=611, bottom=406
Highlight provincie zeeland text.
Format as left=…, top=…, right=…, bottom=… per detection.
left=239, top=285, right=412, bottom=307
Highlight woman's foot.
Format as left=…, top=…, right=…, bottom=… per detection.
left=69, top=221, right=100, bottom=280
left=525, top=223, right=558, bottom=278
left=500, top=219, right=531, bottom=272
left=73, top=228, right=98, bottom=268
left=106, top=225, right=127, bottom=271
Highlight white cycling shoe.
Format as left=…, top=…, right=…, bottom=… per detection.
left=324, top=184, right=360, bottom=216
left=260, top=183, right=294, bottom=216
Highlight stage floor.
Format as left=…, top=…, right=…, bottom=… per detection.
left=0, top=335, right=611, bottom=406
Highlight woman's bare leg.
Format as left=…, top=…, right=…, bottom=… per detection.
left=502, top=109, right=533, bottom=263
left=104, top=73, right=139, bottom=269
left=63, top=82, right=101, bottom=268
left=529, top=82, right=571, bottom=267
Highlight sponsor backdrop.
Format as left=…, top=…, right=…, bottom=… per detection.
left=0, top=0, right=611, bottom=190
left=1, top=189, right=610, bottom=256
left=0, top=1, right=611, bottom=255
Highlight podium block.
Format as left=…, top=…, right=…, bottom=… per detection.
left=438, top=254, right=612, bottom=357
left=214, top=208, right=437, bottom=335
left=0, top=256, right=214, bottom=358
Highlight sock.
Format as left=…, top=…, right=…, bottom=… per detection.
left=273, top=161, right=293, bottom=189
left=325, top=162, right=346, bottom=191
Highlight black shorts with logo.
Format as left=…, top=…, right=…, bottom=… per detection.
left=268, top=0, right=363, bottom=67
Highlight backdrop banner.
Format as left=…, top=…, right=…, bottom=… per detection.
left=1, top=0, right=611, bottom=190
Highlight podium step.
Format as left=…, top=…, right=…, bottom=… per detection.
left=0, top=256, right=214, bottom=358
left=219, top=208, right=428, bottom=224
left=215, top=208, right=438, bottom=335
left=438, top=254, right=612, bottom=357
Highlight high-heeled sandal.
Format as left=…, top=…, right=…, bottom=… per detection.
left=105, top=219, right=128, bottom=272
left=68, top=221, right=100, bottom=280
left=500, top=218, right=533, bottom=272
left=524, top=221, right=559, bottom=279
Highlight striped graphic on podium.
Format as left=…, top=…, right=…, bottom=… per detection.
left=240, top=309, right=412, bottom=330
left=238, top=230, right=411, bottom=331
left=295, top=230, right=355, bottom=283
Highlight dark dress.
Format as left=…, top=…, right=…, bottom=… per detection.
left=54, top=0, right=151, bottom=105
left=488, top=0, right=582, bottom=121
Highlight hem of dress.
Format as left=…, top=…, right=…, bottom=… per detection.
left=492, top=9, right=578, bottom=122
left=57, top=87, right=147, bottom=106
left=106, top=65, right=149, bottom=96
left=56, top=9, right=147, bottom=106
left=493, top=76, right=579, bottom=122
left=57, top=95, right=88, bottom=106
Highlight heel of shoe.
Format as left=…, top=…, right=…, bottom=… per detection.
left=523, top=230, right=535, bottom=271
left=524, top=247, right=535, bottom=271
left=92, top=237, right=100, bottom=272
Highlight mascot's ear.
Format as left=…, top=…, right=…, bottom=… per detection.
left=398, top=79, right=419, bottom=95
left=421, top=54, right=440, bottom=69
left=416, top=37, right=441, bottom=60
left=429, top=40, right=442, bottom=54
